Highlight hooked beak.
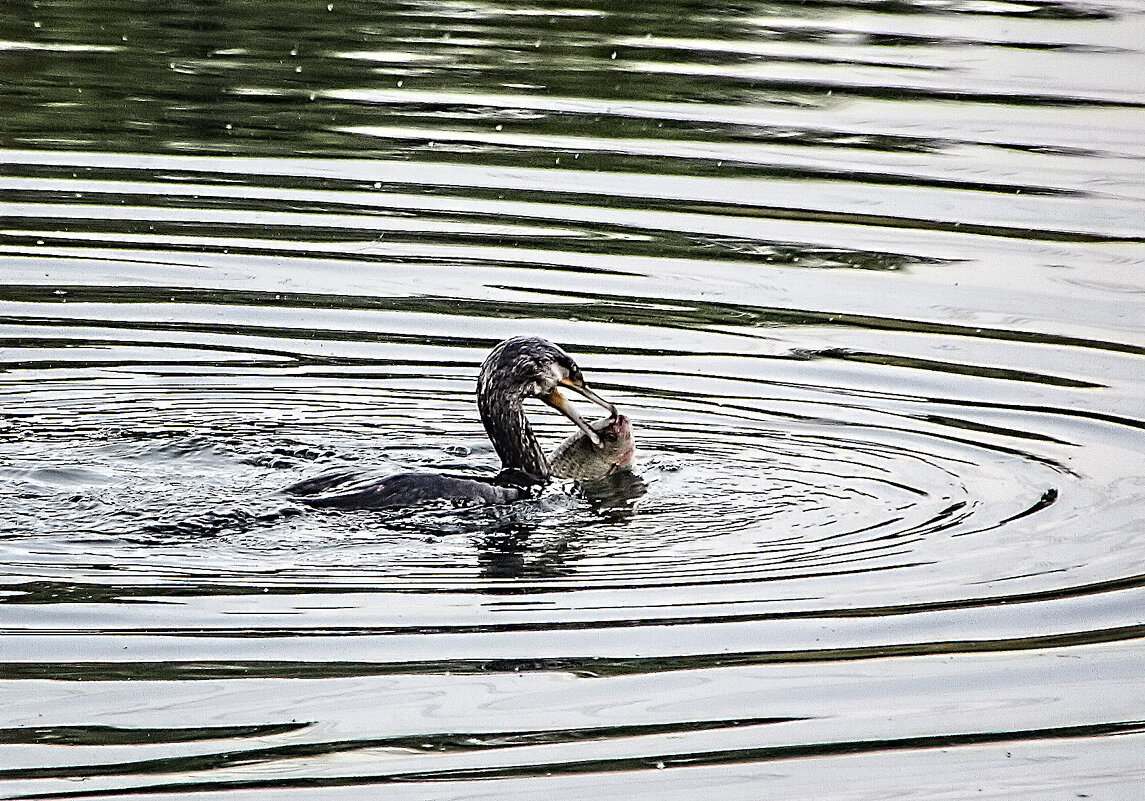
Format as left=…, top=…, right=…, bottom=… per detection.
left=543, top=378, right=618, bottom=449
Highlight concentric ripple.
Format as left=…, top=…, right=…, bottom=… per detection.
left=0, top=340, right=1135, bottom=608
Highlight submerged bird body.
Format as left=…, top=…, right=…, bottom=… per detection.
left=283, top=337, right=617, bottom=510
left=284, top=470, right=529, bottom=509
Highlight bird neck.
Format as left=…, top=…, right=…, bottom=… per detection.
left=478, top=393, right=550, bottom=480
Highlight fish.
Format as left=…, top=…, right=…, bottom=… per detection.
left=549, top=414, right=635, bottom=481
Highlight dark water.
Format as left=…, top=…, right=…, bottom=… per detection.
left=2, top=0, right=1145, bottom=798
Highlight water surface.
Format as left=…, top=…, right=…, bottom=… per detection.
left=2, top=0, right=1145, bottom=798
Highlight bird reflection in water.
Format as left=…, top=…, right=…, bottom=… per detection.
left=473, top=470, right=648, bottom=580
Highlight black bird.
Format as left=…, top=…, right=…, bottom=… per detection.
left=283, top=336, right=616, bottom=509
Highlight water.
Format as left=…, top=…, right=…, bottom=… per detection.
left=2, top=0, right=1145, bottom=798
